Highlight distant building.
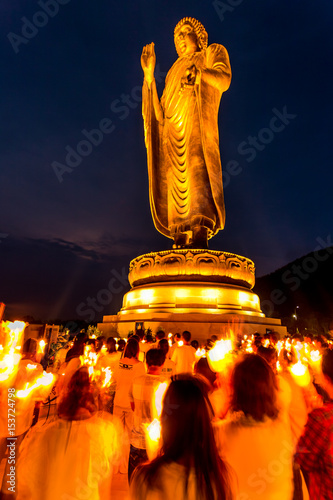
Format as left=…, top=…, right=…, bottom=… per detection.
left=24, top=324, right=59, bottom=345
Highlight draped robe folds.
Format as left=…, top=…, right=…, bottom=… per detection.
left=142, top=43, right=231, bottom=241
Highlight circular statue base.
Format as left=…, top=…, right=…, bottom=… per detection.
left=100, top=249, right=287, bottom=340
left=128, top=249, right=255, bottom=289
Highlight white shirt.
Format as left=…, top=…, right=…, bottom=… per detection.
left=214, top=412, right=294, bottom=500
left=17, top=413, right=121, bottom=500
left=171, top=345, right=196, bottom=375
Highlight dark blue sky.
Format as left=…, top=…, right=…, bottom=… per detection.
left=1, top=0, right=332, bottom=322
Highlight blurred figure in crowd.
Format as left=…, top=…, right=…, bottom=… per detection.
left=171, top=331, right=196, bottom=375
left=113, top=339, right=145, bottom=474
left=16, top=367, right=121, bottom=500
left=128, top=348, right=167, bottom=481
left=130, top=375, right=232, bottom=499
left=215, top=354, right=294, bottom=499
left=296, top=349, right=333, bottom=499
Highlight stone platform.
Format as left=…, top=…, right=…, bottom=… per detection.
left=98, top=249, right=287, bottom=341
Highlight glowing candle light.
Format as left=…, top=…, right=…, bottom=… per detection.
left=27, top=364, right=38, bottom=370
left=16, top=371, right=55, bottom=399
left=207, top=339, right=233, bottom=373
left=195, top=348, right=206, bottom=359
left=153, top=382, right=168, bottom=419
left=144, top=381, right=169, bottom=460
left=290, top=361, right=311, bottom=387
left=147, top=418, right=161, bottom=440
left=276, top=341, right=283, bottom=356
left=309, top=350, right=321, bottom=363
left=309, top=349, right=322, bottom=372
left=101, top=367, right=112, bottom=388
left=144, top=418, right=162, bottom=460
left=37, top=339, right=46, bottom=354
left=0, top=321, right=26, bottom=383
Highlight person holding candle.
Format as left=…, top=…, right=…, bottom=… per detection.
left=158, top=339, right=175, bottom=378
left=130, top=375, right=232, bottom=500
left=215, top=354, right=294, bottom=500
left=128, top=348, right=167, bottom=481
left=171, top=331, right=196, bottom=375
left=295, top=348, right=333, bottom=499
left=113, top=338, right=145, bottom=474
left=16, top=367, right=121, bottom=500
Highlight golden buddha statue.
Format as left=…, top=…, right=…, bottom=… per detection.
left=141, top=17, right=231, bottom=248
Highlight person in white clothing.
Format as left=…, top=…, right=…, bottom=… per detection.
left=214, top=354, right=294, bottom=500
left=171, top=331, right=196, bottom=375
left=16, top=367, right=121, bottom=500
left=158, top=339, right=176, bottom=378
left=130, top=375, right=232, bottom=500
left=113, top=338, right=145, bottom=473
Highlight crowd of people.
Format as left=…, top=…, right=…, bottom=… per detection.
left=0, top=327, right=332, bottom=499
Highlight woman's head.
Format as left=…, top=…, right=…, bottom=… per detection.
left=257, top=345, right=277, bottom=371
left=141, top=375, right=230, bottom=499
left=58, top=367, right=97, bottom=419
left=194, top=357, right=217, bottom=389
left=106, top=337, right=116, bottom=354
left=124, top=338, right=139, bottom=359
left=231, top=353, right=279, bottom=421
left=117, top=339, right=126, bottom=352
left=161, top=376, right=213, bottom=460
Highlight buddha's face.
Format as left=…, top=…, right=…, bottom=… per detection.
left=174, top=23, right=199, bottom=56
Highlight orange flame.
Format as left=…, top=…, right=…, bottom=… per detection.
left=0, top=321, right=26, bottom=383
left=207, top=339, right=233, bottom=373
left=16, top=371, right=55, bottom=399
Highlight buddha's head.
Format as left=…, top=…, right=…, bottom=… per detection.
left=174, top=17, right=208, bottom=57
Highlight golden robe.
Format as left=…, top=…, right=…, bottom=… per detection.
left=143, top=43, right=231, bottom=241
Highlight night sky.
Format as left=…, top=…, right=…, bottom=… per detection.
left=1, top=0, right=332, bottom=323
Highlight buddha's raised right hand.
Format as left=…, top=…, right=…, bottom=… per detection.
left=141, top=43, right=156, bottom=85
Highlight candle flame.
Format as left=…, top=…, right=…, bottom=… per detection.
left=153, top=382, right=168, bottom=419
left=309, top=350, right=321, bottom=363
left=16, top=371, right=55, bottom=399
left=146, top=418, right=161, bottom=442
left=0, top=321, right=26, bottom=382
left=290, top=361, right=311, bottom=387
left=37, top=339, right=46, bottom=354
left=195, top=348, right=206, bottom=359
left=207, top=339, right=233, bottom=373
left=101, top=367, right=112, bottom=388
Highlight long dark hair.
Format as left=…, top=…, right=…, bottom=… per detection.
left=58, top=367, right=97, bottom=420
left=134, top=375, right=231, bottom=499
left=231, top=353, right=279, bottom=421
left=123, top=338, right=139, bottom=359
